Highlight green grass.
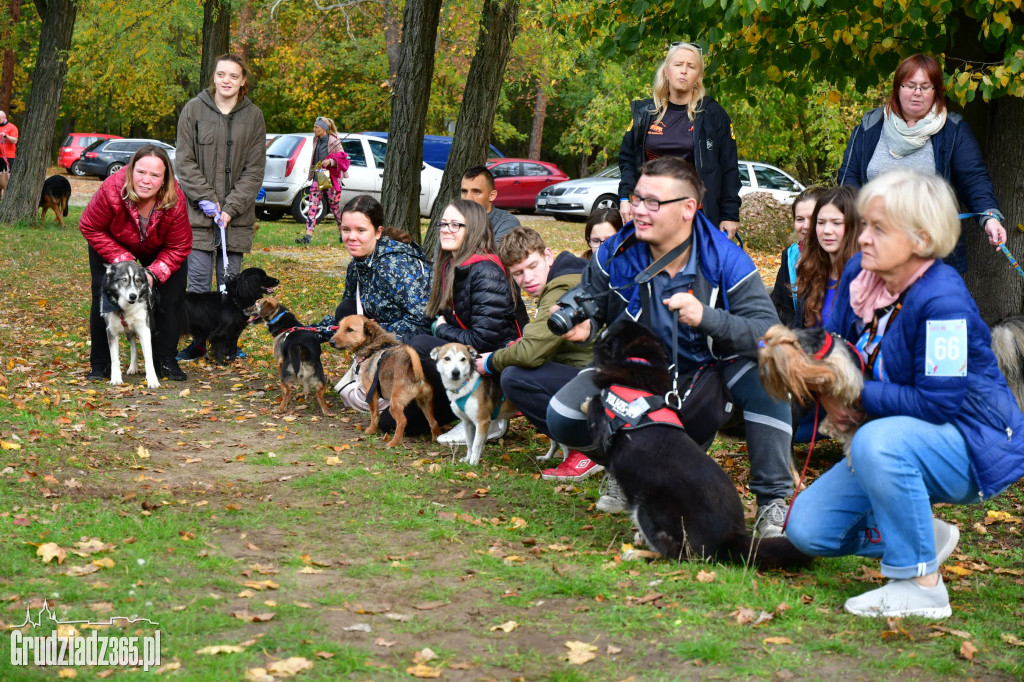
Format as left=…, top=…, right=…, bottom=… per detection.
left=0, top=208, right=1022, bottom=680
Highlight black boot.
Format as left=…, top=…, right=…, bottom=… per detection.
left=87, top=365, right=110, bottom=381
left=157, top=358, right=187, bottom=381
left=295, top=234, right=312, bottom=245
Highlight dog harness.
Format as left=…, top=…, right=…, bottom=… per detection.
left=598, top=383, right=687, bottom=454
left=450, top=375, right=505, bottom=420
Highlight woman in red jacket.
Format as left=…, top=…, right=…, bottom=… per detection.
left=80, top=145, right=193, bottom=382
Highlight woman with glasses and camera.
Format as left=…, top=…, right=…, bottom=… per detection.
left=618, top=41, right=741, bottom=238
left=376, top=199, right=528, bottom=439
left=583, top=208, right=623, bottom=261
left=838, top=54, right=1006, bottom=274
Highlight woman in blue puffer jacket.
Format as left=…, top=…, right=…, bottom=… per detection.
left=838, top=54, right=1006, bottom=274
left=786, top=169, right=1024, bottom=620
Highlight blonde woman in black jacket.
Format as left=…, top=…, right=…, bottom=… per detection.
left=618, top=42, right=741, bottom=238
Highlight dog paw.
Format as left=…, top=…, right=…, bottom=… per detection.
left=109, top=376, right=123, bottom=386
left=126, top=364, right=139, bottom=375
left=147, top=379, right=161, bottom=389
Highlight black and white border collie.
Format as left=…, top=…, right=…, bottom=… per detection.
left=102, top=261, right=159, bottom=388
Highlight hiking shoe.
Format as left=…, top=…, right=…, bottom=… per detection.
left=235, top=346, right=247, bottom=359
left=844, top=576, right=952, bottom=619
left=157, top=358, right=187, bottom=382
left=87, top=366, right=110, bottom=381
left=439, top=419, right=507, bottom=445
left=933, top=517, right=960, bottom=566
left=596, top=474, right=628, bottom=513
left=755, top=498, right=789, bottom=538
left=541, top=450, right=604, bottom=481
left=176, top=340, right=206, bottom=362
left=296, top=234, right=312, bottom=244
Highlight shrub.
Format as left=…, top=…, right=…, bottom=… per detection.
left=738, top=191, right=794, bottom=253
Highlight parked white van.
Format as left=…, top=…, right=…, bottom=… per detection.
left=258, top=132, right=444, bottom=223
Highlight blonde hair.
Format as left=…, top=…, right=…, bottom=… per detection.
left=122, top=145, right=177, bottom=210
left=315, top=117, right=339, bottom=135
left=651, top=43, right=706, bottom=123
left=856, top=169, right=960, bottom=259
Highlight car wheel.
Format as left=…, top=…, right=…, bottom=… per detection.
left=591, top=194, right=618, bottom=213
left=105, top=162, right=125, bottom=178
left=291, top=188, right=323, bottom=224
left=69, top=161, right=87, bottom=176
left=257, top=208, right=285, bottom=221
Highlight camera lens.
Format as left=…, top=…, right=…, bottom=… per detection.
left=547, top=307, right=576, bottom=336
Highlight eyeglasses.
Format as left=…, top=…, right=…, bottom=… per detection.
left=436, top=220, right=466, bottom=233
left=587, top=237, right=607, bottom=248
left=628, top=194, right=693, bottom=211
left=900, top=83, right=935, bottom=93
left=670, top=41, right=702, bottom=55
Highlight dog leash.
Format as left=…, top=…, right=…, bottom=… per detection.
left=198, top=199, right=230, bottom=294
left=782, top=397, right=821, bottom=533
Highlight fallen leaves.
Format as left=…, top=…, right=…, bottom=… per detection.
left=36, top=542, right=66, bottom=564
left=245, top=657, right=313, bottom=680
left=959, top=640, right=979, bottom=661
left=564, top=640, right=598, bottom=665
left=232, top=606, right=276, bottom=623
left=242, top=580, right=280, bottom=591
left=196, top=644, right=247, bottom=655
left=489, top=620, right=518, bottom=633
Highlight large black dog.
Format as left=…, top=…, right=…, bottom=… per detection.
left=181, top=267, right=279, bottom=364
left=586, top=319, right=811, bottom=569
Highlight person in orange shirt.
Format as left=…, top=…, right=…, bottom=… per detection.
left=0, top=111, right=19, bottom=172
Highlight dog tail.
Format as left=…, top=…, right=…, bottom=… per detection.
left=404, top=344, right=427, bottom=383
left=720, top=533, right=813, bottom=571
left=287, top=342, right=305, bottom=378
left=991, top=316, right=1024, bottom=412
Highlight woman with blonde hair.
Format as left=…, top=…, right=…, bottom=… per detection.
left=80, top=145, right=192, bottom=382
left=785, top=169, right=1024, bottom=618
left=618, top=41, right=741, bottom=237
left=296, top=116, right=350, bottom=244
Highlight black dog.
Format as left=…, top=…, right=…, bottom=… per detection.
left=181, top=267, right=279, bottom=364
left=586, top=319, right=811, bottom=569
left=40, top=175, right=72, bottom=227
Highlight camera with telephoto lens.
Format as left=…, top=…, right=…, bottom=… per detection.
left=547, top=287, right=600, bottom=335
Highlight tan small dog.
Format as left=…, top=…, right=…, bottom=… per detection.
left=430, top=342, right=518, bottom=466
left=330, top=315, right=440, bottom=447
left=247, top=297, right=332, bottom=416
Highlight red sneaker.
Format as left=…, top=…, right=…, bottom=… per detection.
left=541, top=450, right=604, bottom=480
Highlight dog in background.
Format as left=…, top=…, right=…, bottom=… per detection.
left=40, top=175, right=72, bottom=227
left=758, top=324, right=865, bottom=455
left=182, top=267, right=279, bottom=364
left=0, top=166, right=8, bottom=202
left=102, top=261, right=160, bottom=389
left=329, top=315, right=440, bottom=447
left=431, top=342, right=518, bottom=466
left=586, top=319, right=811, bottom=569
left=991, top=316, right=1024, bottom=411
left=247, top=297, right=331, bottom=416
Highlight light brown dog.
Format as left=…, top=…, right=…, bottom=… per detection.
left=329, top=315, right=440, bottom=447
left=0, top=169, right=8, bottom=202
left=247, top=297, right=332, bottom=416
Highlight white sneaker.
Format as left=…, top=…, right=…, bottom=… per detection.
left=438, top=419, right=507, bottom=445
left=596, top=475, right=628, bottom=513
left=933, top=517, right=960, bottom=566
left=844, top=576, right=952, bottom=619
left=438, top=422, right=466, bottom=444
left=754, top=498, right=788, bottom=538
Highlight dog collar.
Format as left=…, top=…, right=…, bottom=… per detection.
left=267, top=310, right=287, bottom=325
left=813, top=333, right=834, bottom=360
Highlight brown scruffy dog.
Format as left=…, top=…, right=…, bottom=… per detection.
left=330, top=315, right=440, bottom=447
left=757, top=324, right=866, bottom=458
left=587, top=318, right=812, bottom=569
left=247, top=297, right=332, bottom=416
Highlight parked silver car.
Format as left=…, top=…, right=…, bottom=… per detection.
left=535, top=161, right=805, bottom=219
left=258, top=132, right=444, bottom=223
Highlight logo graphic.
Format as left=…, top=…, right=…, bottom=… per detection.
left=8, top=600, right=162, bottom=671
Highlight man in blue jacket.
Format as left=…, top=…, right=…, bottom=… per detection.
left=547, top=156, right=795, bottom=537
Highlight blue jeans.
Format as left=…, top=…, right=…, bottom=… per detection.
left=786, top=416, right=980, bottom=579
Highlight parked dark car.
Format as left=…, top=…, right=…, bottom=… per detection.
left=58, top=133, right=123, bottom=176
left=77, top=138, right=176, bottom=179
left=361, top=132, right=504, bottom=170
left=486, top=158, right=568, bottom=211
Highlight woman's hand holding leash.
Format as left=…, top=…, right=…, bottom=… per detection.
left=474, top=352, right=491, bottom=375
left=985, top=219, right=1007, bottom=247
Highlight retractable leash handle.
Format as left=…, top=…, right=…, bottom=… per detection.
left=198, top=199, right=230, bottom=293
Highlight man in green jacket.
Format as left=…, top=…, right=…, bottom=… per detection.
left=175, top=54, right=267, bottom=362
left=474, top=227, right=600, bottom=481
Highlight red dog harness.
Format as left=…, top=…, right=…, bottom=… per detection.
left=598, top=384, right=686, bottom=453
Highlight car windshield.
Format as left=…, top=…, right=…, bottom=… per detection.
left=591, top=166, right=620, bottom=179
left=82, top=139, right=106, bottom=153
left=266, top=135, right=305, bottom=159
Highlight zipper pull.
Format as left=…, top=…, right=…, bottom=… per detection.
left=1006, top=427, right=1013, bottom=441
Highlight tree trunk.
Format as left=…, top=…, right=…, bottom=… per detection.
left=964, top=95, right=1024, bottom=322
left=527, top=80, right=546, bottom=160
left=236, top=0, right=254, bottom=63
left=423, top=0, right=520, bottom=254
left=0, top=0, right=76, bottom=224
left=0, top=0, right=21, bottom=115
left=199, top=0, right=232, bottom=95
left=381, top=0, right=443, bottom=241
left=383, top=0, right=402, bottom=80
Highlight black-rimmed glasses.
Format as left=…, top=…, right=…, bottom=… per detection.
left=436, top=220, right=466, bottom=233
left=587, top=237, right=607, bottom=248
left=900, top=83, right=934, bottom=93
left=628, top=194, right=693, bottom=211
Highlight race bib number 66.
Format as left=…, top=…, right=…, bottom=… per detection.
left=925, top=319, right=967, bottom=377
